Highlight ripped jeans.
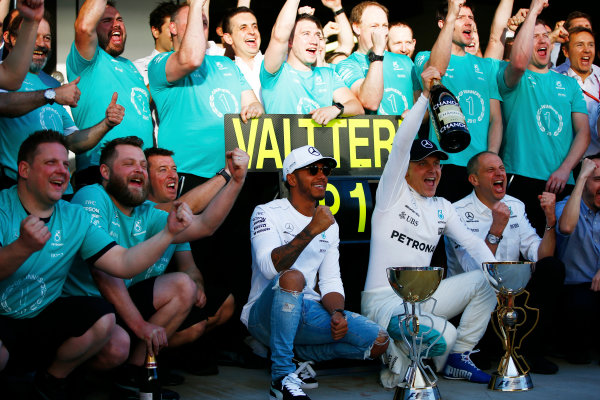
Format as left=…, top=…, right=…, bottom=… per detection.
left=247, top=273, right=382, bottom=381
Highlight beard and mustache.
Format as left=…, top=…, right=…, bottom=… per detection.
left=98, top=27, right=127, bottom=58
left=30, top=45, right=51, bottom=74
left=105, top=171, right=148, bottom=208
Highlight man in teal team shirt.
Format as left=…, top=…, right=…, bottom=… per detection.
left=67, top=0, right=154, bottom=188
left=498, top=0, right=589, bottom=234
left=261, top=0, right=363, bottom=125
left=414, top=0, right=503, bottom=202
left=149, top=0, right=262, bottom=194
left=0, top=131, right=194, bottom=398
left=0, top=11, right=124, bottom=190
left=63, top=136, right=249, bottom=397
left=335, top=1, right=417, bottom=116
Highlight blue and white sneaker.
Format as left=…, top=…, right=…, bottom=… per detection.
left=442, top=351, right=491, bottom=384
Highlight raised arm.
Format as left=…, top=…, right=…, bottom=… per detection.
left=425, top=0, right=462, bottom=75
left=92, top=201, right=192, bottom=277
left=165, top=0, right=206, bottom=83
left=74, top=0, right=107, bottom=60
left=536, top=191, right=556, bottom=259
left=172, top=149, right=249, bottom=242
left=65, top=92, right=124, bottom=153
left=351, top=27, right=387, bottom=112
left=154, top=175, right=227, bottom=214
left=545, top=112, right=590, bottom=194
left=558, top=158, right=596, bottom=234
left=0, top=0, right=43, bottom=91
left=263, top=0, right=301, bottom=74
left=487, top=99, right=503, bottom=153
left=503, top=0, right=547, bottom=88
left=484, top=0, right=515, bottom=59
left=322, top=0, right=353, bottom=55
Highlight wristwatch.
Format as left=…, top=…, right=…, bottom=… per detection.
left=44, top=88, right=56, bottom=105
left=486, top=232, right=503, bottom=245
left=216, top=168, right=231, bottom=184
left=368, top=50, right=384, bottom=63
left=332, top=308, right=347, bottom=319
left=332, top=102, right=344, bottom=116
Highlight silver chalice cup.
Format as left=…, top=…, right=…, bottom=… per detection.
left=386, top=266, right=444, bottom=400
left=483, top=261, right=538, bottom=392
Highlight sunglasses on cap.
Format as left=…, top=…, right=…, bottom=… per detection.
left=299, top=164, right=332, bottom=177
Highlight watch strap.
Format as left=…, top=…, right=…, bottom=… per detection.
left=216, top=168, right=231, bottom=184
left=333, top=8, right=345, bottom=16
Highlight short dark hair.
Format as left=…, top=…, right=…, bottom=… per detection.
left=144, top=147, right=174, bottom=160
left=466, top=151, right=498, bottom=176
left=390, top=21, right=414, bottom=35
left=436, top=0, right=474, bottom=23
left=222, top=7, right=257, bottom=35
left=100, top=136, right=144, bottom=167
left=107, top=1, right=117, bottom=8
left=567, top=26, right=594, bottom=41
left=292, top=14, right=323, bottom=38
left=149, top=1, right=177, bottom=34
left=564, top=11, right=592, bottom=31
left=18, top=130, right=68, bottom=166
left=350, top=1, right=389, bottom=25
left=514, top=18, right=547, bottom=37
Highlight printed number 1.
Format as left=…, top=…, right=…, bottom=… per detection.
left=349, top=183, right=366, bottom=233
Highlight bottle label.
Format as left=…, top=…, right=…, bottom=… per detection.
left=437, top=104, right=466, bottom=128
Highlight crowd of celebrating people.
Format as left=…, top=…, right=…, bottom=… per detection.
left=0, top=0, right=599, bottom=399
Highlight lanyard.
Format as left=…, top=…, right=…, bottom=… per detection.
left=582, top=74, right=600, bottom=103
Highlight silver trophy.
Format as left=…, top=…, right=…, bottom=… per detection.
left=386, top=266, right=445, bottom=400
left=483, top=261, right=539, bottom=392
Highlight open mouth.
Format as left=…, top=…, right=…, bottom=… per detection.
left=166, top=181, right=177, bottom=192
left=50, top=178, right=65, bottom=190
left=424, top=177, right=436, bottom=187
left=536, top=46, right=548, bottom=58
left=493, top=179, right=505, bottom=193
left=462, top=29, right=472, bottom=41
left=306, top=47, right=317, bottom=56
left=110, top=30, right=123, bottom=44
left=129, top=176, right=144, bottom=188
left=245, top=37, right=257, bottom=47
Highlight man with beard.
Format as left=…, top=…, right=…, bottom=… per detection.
left=67, top=0, right=153, bottom=188
left=498, top=0, right=590, bottom=234
left=260, top=0, right=363, bottom=125
left=0, top=11, right=124, bottom=190
left=0, top=130, right=194, bottom=398
left=63, top=136, right=249, bottom=398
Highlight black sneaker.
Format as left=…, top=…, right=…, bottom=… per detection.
left=270, top=373, right=311, bottom=400
left=293, top=358, right=318, bottom=389
left=34, top=371, right=68, bottom=400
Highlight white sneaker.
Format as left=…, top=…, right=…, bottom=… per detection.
left=293, top=359, right=318, bottom=389
left=270, top=373, right=311, bottom=400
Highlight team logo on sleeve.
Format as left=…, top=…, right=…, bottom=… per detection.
left=438, top=210, right=444, bottom=219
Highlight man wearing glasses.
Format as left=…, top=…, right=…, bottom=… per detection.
left=241, top=145, right=389, bottom=400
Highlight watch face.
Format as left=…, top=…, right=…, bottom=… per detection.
left=45, top=89, right=56, bottom=100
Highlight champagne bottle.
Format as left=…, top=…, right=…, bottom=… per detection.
left=139, top=353, right=161, bottom=400
left=429, top=79, right=471, bottom=153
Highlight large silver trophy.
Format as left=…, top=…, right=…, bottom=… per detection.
left=386, top=266, right=445, bottom=400
left=483, top=261, right=539, bottom=392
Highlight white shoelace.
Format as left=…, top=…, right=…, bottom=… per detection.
left=294, top=360, right=317, bottom=380
left=460, top=349, right=480, bottom=368
left=282, top=373, right=306, bottom=396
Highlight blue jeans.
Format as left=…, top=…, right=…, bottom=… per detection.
left=248, top=274, right=382, bottom=381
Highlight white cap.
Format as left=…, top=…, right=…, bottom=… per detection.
left=282, top=145, right=337, bottom=182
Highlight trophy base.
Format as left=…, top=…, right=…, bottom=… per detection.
left=394, top=384, right=441, bottom=400
left=488, top=372, right=533, bottom=391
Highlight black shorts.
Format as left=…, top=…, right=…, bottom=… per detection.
left=0, top=296, right=114, bottom=373
left=123, top=277, right=231, bottom=332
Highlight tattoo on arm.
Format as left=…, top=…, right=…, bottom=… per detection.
left=271, top=228, right=315, bottom=272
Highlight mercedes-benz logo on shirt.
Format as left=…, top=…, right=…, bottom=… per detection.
left=308, top=147, right=321, bottom=156
left=421, top=140, right=433, bottom=148
left=465, top=212, right=475, bottom=220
